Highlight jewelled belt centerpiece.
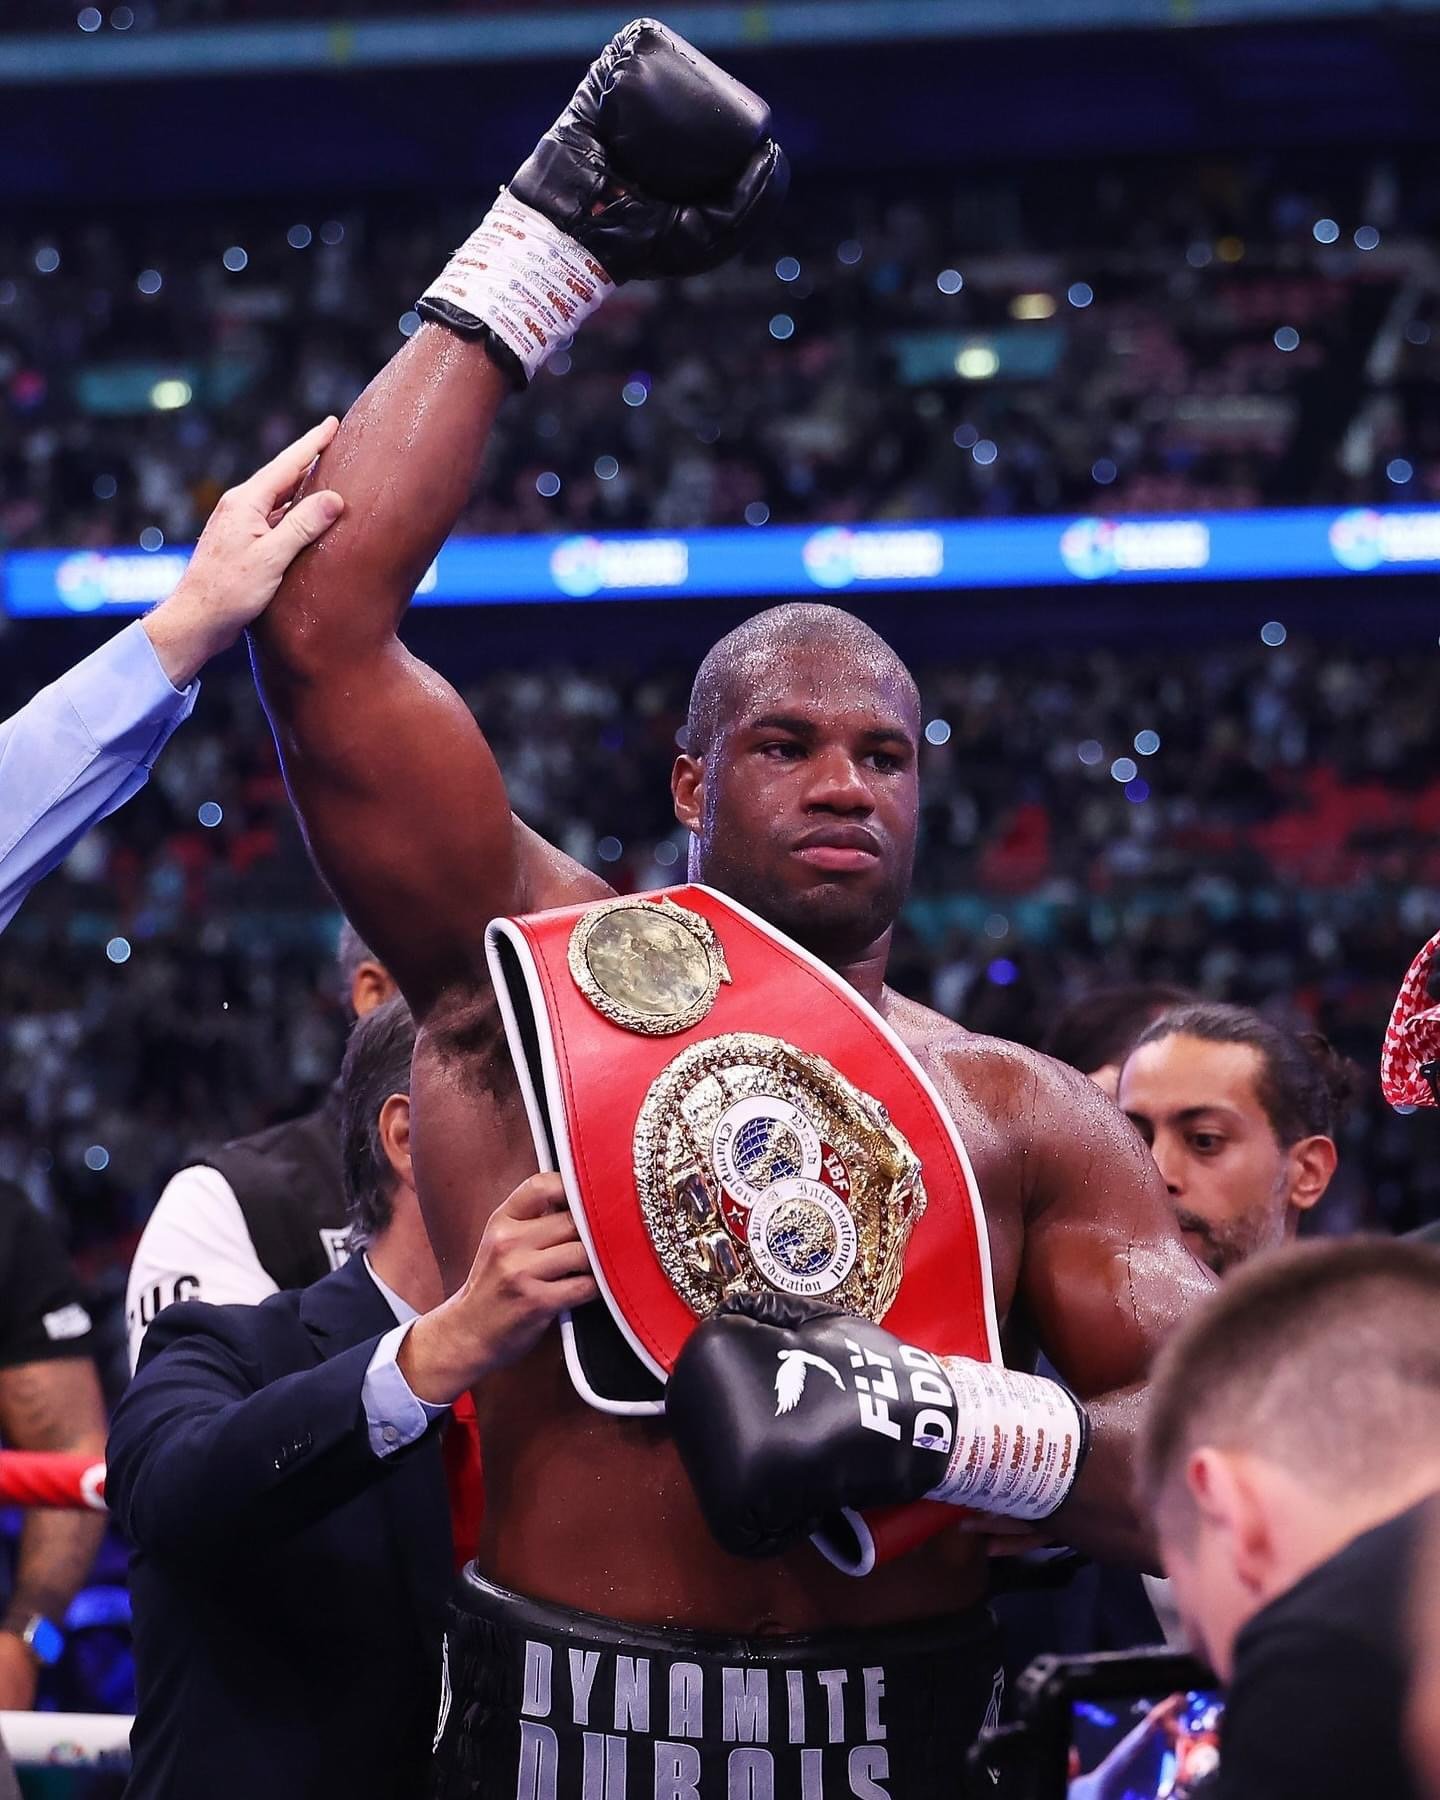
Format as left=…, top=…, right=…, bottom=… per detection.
left=632, top=1030, right=926, bottom=1319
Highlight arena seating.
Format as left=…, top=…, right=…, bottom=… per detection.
left=2, top=157, right=1432, bottom=552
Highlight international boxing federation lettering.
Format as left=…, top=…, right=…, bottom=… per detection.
left=512, top=1638, right=895, bottom=1800
left=635, top=1032, right=924, bottom=1317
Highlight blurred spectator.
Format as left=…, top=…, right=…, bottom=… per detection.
left=1137, top=1238, right=1440, bottom=1800
left=1118, top=1001, right=1355, bottom=1276
left=1041, top=981, right=1195, bottom=1097
left=125, top=922, right=395, bottom=1369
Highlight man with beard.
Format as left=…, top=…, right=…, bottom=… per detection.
left=250, top=20, right=1212, bottom=1793
left=1117, top=1002, right=1353, bottom=1277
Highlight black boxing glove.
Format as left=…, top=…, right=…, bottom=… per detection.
left=666, top=1290, right=1090, bottom=1561
left=417, top=18, right=787, bottom=382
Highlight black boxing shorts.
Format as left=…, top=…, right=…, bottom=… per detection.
left=430, top=1566, right=1004, bottom=1799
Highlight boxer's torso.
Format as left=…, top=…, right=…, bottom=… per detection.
left=411, top=967, right=1038, bottom=1636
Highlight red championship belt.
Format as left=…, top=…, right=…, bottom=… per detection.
left=485, top=884, right=1001, bottom=1574
left=1382, top=926, right=1440, bottom=1107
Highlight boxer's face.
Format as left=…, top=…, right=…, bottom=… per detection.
left=1118, top=1036, right=1333, bottom=1276
left=673, top=645, right=920, bottom=961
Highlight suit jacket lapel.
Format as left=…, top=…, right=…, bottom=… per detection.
left=298, top=1250, right=394, bottom=1350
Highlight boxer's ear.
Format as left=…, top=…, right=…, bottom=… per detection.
left=672, top=753, right=703, bottom=835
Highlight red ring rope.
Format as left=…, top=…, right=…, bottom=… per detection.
left=0, top=1452, right=105, bottom=1511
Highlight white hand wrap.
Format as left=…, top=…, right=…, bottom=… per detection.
left=419, top=190, right=614, bottom=381
left=926, top=1357, right=1087, bottom=1521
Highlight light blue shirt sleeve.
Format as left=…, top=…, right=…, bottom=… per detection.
left=362, top=1321, right=449, bottom=1459
left=0, top=620, right=198, bottom=935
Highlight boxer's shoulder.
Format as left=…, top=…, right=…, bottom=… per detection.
left=515, top=817, right=614, bottom=912
left=884, top=987, right=1070, bottom=1109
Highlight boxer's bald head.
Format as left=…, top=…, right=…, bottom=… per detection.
left=684, top=606, right=920, bottom=759
left=673, top=605, right=921, bottom=964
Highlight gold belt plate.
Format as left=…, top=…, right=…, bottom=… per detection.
left=633, top=1031, right=927, bottom=1320
left=568, top=895, right=731, bottom=1036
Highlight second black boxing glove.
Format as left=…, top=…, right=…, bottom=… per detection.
left=417, top=18, right=788, bottom=382
left=666, top=1290, right=1090, bottom=1561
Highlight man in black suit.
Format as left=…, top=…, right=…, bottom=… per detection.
left=107, top=996, right=597, bottom=1799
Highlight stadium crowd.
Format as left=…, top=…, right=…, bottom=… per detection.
left=4, top=155, right=1438, bottom=555
left=4, top=627, right=1439, bottom=1376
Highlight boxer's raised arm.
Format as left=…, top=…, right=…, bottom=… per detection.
left=251, top=334, right=534, bottom=1018
left=253, top=22, right=786, bottom=1020
left=1017, top=1055, right=1217, bottom=1567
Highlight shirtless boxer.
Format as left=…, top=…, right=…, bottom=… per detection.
left=250, top=21, right=1213, bottom=1796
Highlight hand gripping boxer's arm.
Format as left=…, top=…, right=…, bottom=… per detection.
left=669, top=1053, right=1214, bottom=1569
left=250, top=21, right=787, bottom=1024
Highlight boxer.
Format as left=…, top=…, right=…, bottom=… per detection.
left=251, top=21, right=1213, bottom=1794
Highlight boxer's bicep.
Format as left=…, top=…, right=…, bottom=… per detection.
left=1019, top=1063, right=1214, bottom=1397
left=1008, top=1067, right=1213, bottom=1567
left=256, top=638, right=512, bottom=1010
left=256, top=637, right=579, bottom=1016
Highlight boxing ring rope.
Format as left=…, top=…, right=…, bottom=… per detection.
left=0, top=1454, right=131, bottom=1768
left=0, top=1712, right=131, bottom=1770
left=0, top=1452, right=106, bottom=1511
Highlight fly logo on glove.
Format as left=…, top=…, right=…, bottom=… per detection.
left=668, top=1294, right=1092, bottom=1566
left=848, top=1339, right=957, bottom=1456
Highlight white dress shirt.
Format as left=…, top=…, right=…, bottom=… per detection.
left=360, top=1256, right=448, bottom=1460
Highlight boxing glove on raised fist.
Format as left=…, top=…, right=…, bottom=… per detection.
left=418, top=18, right=788, bottom=381
left=666, top=1291, right=1090, bottom=1562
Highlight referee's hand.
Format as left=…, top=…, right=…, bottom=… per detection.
left=142, top=417, right=345, bottom=687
